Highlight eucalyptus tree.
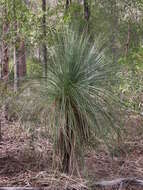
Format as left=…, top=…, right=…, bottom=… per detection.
left=0, top=1, right=9, bottom=81
left=42, top=0, right=48, bottom=78
left=0, top=0, right=35, bottom=90
left=92, top=0, right=143, bottom=60
left=12, top=0, right=32, bottom=90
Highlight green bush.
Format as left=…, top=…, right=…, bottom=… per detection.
left=118, top=47, right=143, bottom=112
left=26, top=58, right=43, bottom=78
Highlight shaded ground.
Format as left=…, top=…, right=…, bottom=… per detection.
left=0, top=114, right=143, bottom=189
left=85, top=114, right=143, bottom=181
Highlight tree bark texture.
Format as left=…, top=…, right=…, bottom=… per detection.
left=0, top=118, right=2, bottom=141
left=1, top=17, right=9, bottom=81
left=83, top=0, right=90, bottom=21
left=42, top=0, right=47, bottom=78
left=58, top=125, right=72, bottom=173
left=66, top=0, right=71, bottom=10
left=14, top=37, right=26, bottom=92
left=17, top=40, right=26, bottom=78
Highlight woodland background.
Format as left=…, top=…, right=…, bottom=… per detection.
left=0, top=0, right=143, bottom=189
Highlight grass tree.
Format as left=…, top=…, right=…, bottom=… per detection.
left=18, top=28, right=122, bottom=174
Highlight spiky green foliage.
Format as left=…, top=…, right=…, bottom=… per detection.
left=16, top=29, right=123, bottom=173
left=33, top=29, right=122, bottom=172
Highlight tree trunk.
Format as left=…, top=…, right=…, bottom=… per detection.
left=58, top=128, right=72, bottom=173
left=58, top=103, right=87, bottom=174
left=110, top=0, right=118, bottom=63
left=0, top=118, right=2, bottom=142
left=42, top=0, right=47, bottom=78
left=125, top=21, right=130, bottom=56
left=17, top=40, right=26, bottom=78
left=13, top=0, right=18, bottom=92
left=13, top=0, right=26, bottom=91
left=0, top=106, right=5, bottom=142
left=14, top=44, right=18, bottom=92
left=1, top=16, right=9, bottom=81
left=14, top=35, right=26, bottom=93
left=58, top=114, right=73, bottom=174
left=0, top=28, right=8, bottom=139
left=0, top=45, right=2, bottom=79
left=83, top=0, right=90, bottom=21
left=66, top=0, right=71, bottom=10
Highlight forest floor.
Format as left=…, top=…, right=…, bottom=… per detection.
left=0, top=113, right=143, bottom=190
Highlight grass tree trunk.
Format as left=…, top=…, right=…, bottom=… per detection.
left=58, top=103, right=83, bottom=174
left=59, top=115, right=73, bottom=173
left=60, top=133, right=71, bottom=173
left=42, top=0, right=47, bottom=78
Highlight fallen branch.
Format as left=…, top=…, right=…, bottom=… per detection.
left=90, top=178, right=143, bottom=189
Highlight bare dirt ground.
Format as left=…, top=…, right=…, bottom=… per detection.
left=0, top=114, right=143, bottom=190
